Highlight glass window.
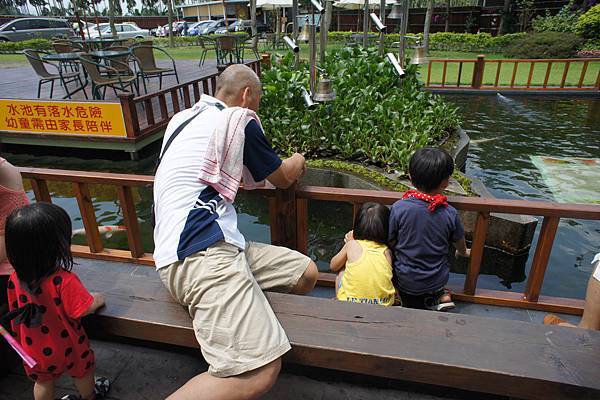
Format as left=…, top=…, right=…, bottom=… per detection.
left=123, top=25, right=135, bottom=32
left=29, top=19, right=50, bottom=29
left=50, top=20, right=69, bottom=28
left=11, top=20, right=32, bottom=30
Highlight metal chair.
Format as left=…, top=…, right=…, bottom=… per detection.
left=241, top=34, right=260, bottom=61
left=52, top=40, right=83, bottom=72
left=198, top=36, right=215, bottom=67
left=130, top=45, right=179, bottom=93
left=216, top=35, right=237, bottom=65
left=104, top=46, right=135, bottom=77
left=79, top=54, right=139, bottom=100
left=24, top=49, right=87, bottom=99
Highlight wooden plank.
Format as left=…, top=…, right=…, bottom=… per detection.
left=426, top=61, right=432, bottom=86
left=543, top=62, right=552, bottom=88
left=560, top=62, right=570, bottom=88
left=525, top=216, right=560, bottom=302
left=30, top=178, right=52, bottom=203
left=463, top=212, right=489, bottom=295
left=71, top=244, right=153, bottom=266
left=182, top=85, right=191, bottom=108
left=20, top=167, right=154, bottom=186
left=118, top=93, right=140, bottom=138
left=578, top=60, right=589, bottom=88
left=170, top=89, right=180, bottom=114
left=526, top=62, right=535, bottom=88
left=268, top=183, right=297, bottom=249
left=72, top=182, right=103, bottom=253
left=296, top=198, right=308, bottom=255
left=456, top=62, right=462, bottom=87
left=158, top=94, right=168, bottom=121
left=494, top=60, right=502, bottom=87
left=210, top=76, right=217, bottom=94
left=144, top=98, right=155, bottom=126
left=202, top=79, right=209, bottom=95
left=116, top=186, right=144, bottom=258
left=441, top=61, right=447, bottom=87
left=510, top=62, right=518, bottom=88
left=193, top=82, right=200, bottom=102
left=77, top=261, right=600, bottom=400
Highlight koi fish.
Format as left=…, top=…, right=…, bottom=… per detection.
left=72, top=225, right=127, bottom=239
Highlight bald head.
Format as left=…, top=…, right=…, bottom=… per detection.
left=215, top=64, right=262, bottom=111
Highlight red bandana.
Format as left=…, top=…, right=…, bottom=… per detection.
left=401, top=190, right=448, bottom=212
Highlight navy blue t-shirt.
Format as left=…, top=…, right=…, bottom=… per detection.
left=243, top=119, right=282, bottom=181
left=388, top=197, right=465, bottom=295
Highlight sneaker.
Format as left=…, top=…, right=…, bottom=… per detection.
left=94, top=376, right=111, bottom=398
left=425, top=289, right=455, bottom=312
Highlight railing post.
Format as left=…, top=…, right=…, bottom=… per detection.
left=72, top=182, right=104, bottom=253
left=118, top=93, right=140, bottom=139
left=524, top=216, right=560, bottom=302
left=296, top=198, right=308, bottom=255
left=471, top=55, right=485, bottom=89
left=463, top=212, right=489, bottom=295
left=595, top=70, right=600, bottom=90
left=30, top=178, right=52, bottom=203
left=269, top=183, right=298, bottom=250
left=117, top=186, right=144, bottom=258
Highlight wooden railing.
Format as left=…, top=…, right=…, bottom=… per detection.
left=425, top=55, right=600, bottom=91
left=19, top=167, right=600, bottom=315
left=117, top=60, right=262, bottom=139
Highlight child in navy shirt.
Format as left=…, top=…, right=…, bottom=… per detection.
left=389, top=148, right=470, bottom=311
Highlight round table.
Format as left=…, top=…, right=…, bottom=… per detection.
left=73, top=37, right=128, bottom=50
left=42, top=51, right=85, bottom=62
left=89, top=50, right=131, bottom=59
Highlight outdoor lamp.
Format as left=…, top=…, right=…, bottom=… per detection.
left=283, top=36, right=300, bottom=53
left=310, top=0, right=326, bottom=14
left=301, top=87, right=316, bottom=108
left=370, top=12, right=386, bottom=33
left=386, top=53, right=405, bottom=77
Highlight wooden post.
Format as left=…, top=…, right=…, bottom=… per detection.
left=72, top=182, right=104, bottom=253
left=524, top=216, right=560, bottom=302
left=118, top=93, right=140, bottom=139
left=117, top=186, right=144, bottom=258
left=595, top=70, right=600, bottom=90
left=296, top=198, right=308, bottom=255
left=471, top=55, right=485, bottom=89
left=463, top=212, right=489, bottom=295
left=30, top=179, right=52, bottom=203
left=269, top=183, right=298, bottom=250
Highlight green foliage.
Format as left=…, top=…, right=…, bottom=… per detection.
left=260, top=47, right=461, bottom=172
left=532, top=3, right=582, bottom=33
left=327, top=32, right=526, bottom=53
left=504, top=31, right=583, bottom=58
left=576, top=5, right=600, bottom=40
left=0, top=39, right=52, bottom=54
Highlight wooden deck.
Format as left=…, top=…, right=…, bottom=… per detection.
left=78, top=258, right=600, bottom=400
left=0, top=59, right=219, bottom=101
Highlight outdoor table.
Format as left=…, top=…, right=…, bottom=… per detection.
left=89, top=50, right=131, bottom=59
left=214, top=34, right=249, bottom=65
left=72, top=37, right=127, bottom=50
left=41, top=52, right=88, bottom=98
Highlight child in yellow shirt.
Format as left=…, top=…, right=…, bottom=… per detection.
left=330, top=203, right=396, bottom=306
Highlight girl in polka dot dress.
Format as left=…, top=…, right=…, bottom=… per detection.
left=3, top=203, right=110, bottom=400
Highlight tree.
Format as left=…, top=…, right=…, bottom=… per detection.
left=126, top=0, right=136, bottom=15
left=499, top=0, right=513, bottom=35
left=444, top=0, right=450, bottom=32
left=164, top=0, right=175, bottom=48
left=108, top=0, right=118, bottom=38
left=423, top=0, right=434, bottom=52
left=250, top=0, right=258, bottom=48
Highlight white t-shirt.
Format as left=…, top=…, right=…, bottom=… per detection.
left=152, top=95, right=282, bottom=269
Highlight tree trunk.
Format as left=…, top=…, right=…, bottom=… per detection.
left=445, top=0, right=450, bottom=32
left=167, top=0, right=175, bottom=48
left=108, top=0, right=118, bottom=38
left=423, top=0, right=434, bottom=52
left=499, top=0, right=511, bottom=35
left=250, top=0, right=257, bottom=48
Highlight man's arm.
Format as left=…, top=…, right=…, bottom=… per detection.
left=266, top=153, right=306, bottom=189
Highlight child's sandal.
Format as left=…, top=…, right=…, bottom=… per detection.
left=94, top=376, right=111, bottom=398
left=425, top=288, right=455, bottom=312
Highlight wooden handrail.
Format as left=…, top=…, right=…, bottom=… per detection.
left=19, top=167, right=600, bottom=315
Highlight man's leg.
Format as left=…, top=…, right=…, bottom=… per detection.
left=579, top=273, right=600, bottom=330
left=291, top=260, right=318, bottom=294
left=166, top=359, right=281, bottom=400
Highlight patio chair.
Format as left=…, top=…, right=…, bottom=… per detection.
left=130, top=45, right=179, bottom=92
left=198, top=36, right=215, bottom=67
left=79, top=54, right=139, bottom=100
left=216, top=35, right=236, bottom=66
left=23, top=49, right=87, bottom=99
left=52, top=40, right=83, bottom=72
left=104, top=46, right=135, bottom=76
left=241, top=34, right=260, bottom=61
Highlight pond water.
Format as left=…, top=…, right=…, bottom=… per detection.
left=3, top=94, right=598, bottom=300
left=443, top=94, right=599, bottom=299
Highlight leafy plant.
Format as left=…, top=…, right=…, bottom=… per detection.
left=576, top=4, right=600, bottom=40
left=532, top=2, right=582, bottom=33
left=0, top=39, right=52, bottom=54
left=504, top=31, right=583, bottom=58
left=260, top=47, right=461, bottom=172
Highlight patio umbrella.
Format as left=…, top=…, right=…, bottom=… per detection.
left=257, top=0, right=293, bottom=45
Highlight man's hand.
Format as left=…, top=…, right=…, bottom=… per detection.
left=267, top=153, right=306, bottom=188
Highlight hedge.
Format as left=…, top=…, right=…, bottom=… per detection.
left=0, top=38, right=53, bottom=54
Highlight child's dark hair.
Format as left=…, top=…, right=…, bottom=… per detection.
left=5, top=203, right=73, bottom=292
left=408, top=147, right=454, bottom=192
left=353, top=203, right=390, bottom=244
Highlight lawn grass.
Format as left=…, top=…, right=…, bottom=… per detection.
left=1, top=44, right=598, bottom=87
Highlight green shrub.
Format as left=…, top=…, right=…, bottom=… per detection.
left=532, top=3, right=581, bottom=33
left=260, top=47, right=461, bottom=172
left=504, top=31, right=583, bottom=58
left=0, top=38, right=52, bottom=54
left=576, top=4, right=600, bottom=40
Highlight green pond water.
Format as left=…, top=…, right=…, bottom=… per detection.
left=3, top=94, right=598, bottom=300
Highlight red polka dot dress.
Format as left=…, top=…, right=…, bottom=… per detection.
left=6, top=270, right=95, bottom=382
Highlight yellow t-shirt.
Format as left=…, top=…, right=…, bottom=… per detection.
left=336, top=240, right=395, bottom=306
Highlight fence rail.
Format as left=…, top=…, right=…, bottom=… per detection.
left=19, top=167, right=600, bottom=315
left=425, top=56, right=600, bottom=91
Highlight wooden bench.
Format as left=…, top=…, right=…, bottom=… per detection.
left=76, top=260, right=600, bottom=400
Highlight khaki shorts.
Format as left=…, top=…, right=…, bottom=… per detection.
left=158, top=241, right=311, bottom=377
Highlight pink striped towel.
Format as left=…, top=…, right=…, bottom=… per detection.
left=198, top=107, right=265, bottom=202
